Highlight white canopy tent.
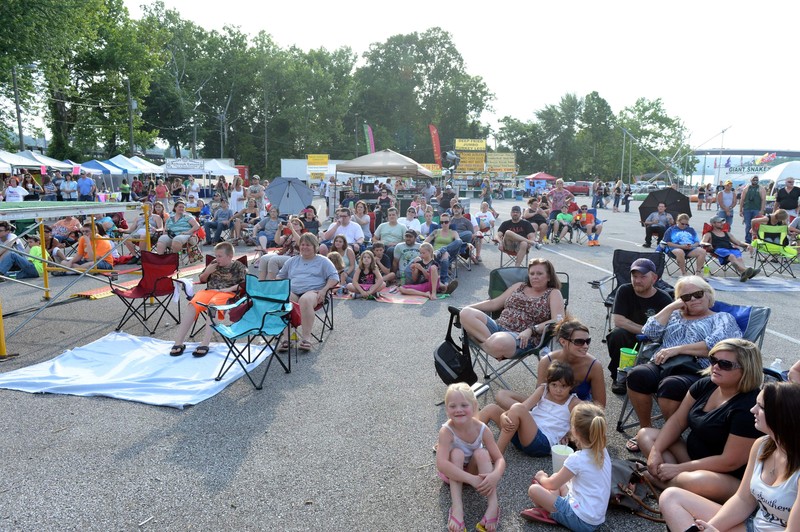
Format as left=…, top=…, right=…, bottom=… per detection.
left=0, top=150, right=40, bottom=170
left=205, top=159, right=239, bottom=176
left=16, top=151, right=73, bottom=172
left=130, top=156, right=164, bottom=173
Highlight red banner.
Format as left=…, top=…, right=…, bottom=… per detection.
left=429, top=124, right=442, bottom=168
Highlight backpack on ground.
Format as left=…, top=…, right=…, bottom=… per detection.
left=434, top=308, right=477, bottom=386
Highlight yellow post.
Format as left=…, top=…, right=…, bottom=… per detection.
left=39, top=218, right=50, bottom=300
left=0, top=298, right=18, bottom=359
left=143, top=203, right=151, bottom=251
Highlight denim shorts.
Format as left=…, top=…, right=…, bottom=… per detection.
left=551, top=495, right=599, bottom=532
left=484, top=317, right=526, bottom=358
left=511, top=428, right=551, bottom=457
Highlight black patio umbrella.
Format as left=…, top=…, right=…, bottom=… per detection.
left=638, top=188, right=692, bottom=225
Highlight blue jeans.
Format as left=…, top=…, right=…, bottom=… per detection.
left=551, top=495, right=599, bottom=532
left=435, top=238, right=462, bottom=283
left=204, top=221, right=230, bottom=244
left=0, top=252, right=39, bottom=279
left=717, top=210, right=734, bottom=228
left=742, top=209, right=760, bottom=243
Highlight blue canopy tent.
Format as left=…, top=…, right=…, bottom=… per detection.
left=62, top=159, right=102, bottom=176
left=82, top=159, right=125, bottom=192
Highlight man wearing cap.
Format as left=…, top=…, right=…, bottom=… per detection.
left=607, top=258, right=672, bottom=394
left=642, top=202, right=674, bottom=248
left=774, top=176, right=800, bottom=218
left=738, top=175, right=765, bottom=243
left=248, top=175, right=266, bottom=216
left=392, top=229, right=421, bottom=283
left=701, top=216, right=758, bottom=282
left=494, top=205, right=537, bottom=266
left=437, top=185, right=456, bottom=216
left=76, top=171, right=96, bottom=202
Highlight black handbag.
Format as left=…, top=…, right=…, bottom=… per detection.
left=434, top=311, right=477, bottom=386
left=639, top=343, right=702, bottom=378
left=609, top=458, right=664, bottom=523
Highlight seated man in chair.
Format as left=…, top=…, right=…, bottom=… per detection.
left=607, top=258, right=672, bottom=394
left=660, top=213, right=707, bottom=276
left=573, top=204, right=603, bottom=246
left=643, top=202, right=674, bottom=248
left=276, top=233, right=339, bottom=352
left=494, top=205, right=537, bottom=266
left=701, top=216, right=758, bottom=282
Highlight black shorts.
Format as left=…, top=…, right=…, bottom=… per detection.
left=531, top=215, right=547, bottom=226
left=626, top=362, right=702, bottom=401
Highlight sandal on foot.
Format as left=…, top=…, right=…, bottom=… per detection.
left=298, top=339, right=313, bottom=352
left=169, top=344, right=186, bottom=357
left=192, top=345, right=210, bottom=358
left=626, top=437, right=640, bottom=453
left=476, top=509, right=500, bottom=532
left=437, top=471, right=451, bottom=485
left=447, top=507, right=466, bottom=532
left=520, top=507, right=556, bottom=525
left=276, top=341, right=290, bottom=353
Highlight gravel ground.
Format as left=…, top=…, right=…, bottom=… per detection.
left=0, top=196, right=794, bottom=531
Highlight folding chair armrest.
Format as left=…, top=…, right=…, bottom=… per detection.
left=589, top=274, right=613, bottom=289
left=205, top=295, right=249, bottom=313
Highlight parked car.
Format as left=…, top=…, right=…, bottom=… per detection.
left=565, top=180, right=591, bottom=195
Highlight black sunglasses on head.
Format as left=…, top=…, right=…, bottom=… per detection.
left=709, top=355, right=742, bottom=371
left=679, top=290, right=705, bottom=302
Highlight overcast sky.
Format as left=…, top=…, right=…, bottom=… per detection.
left=125, top=0, right=799, bottom=152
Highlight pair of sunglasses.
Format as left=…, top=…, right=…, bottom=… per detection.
left=679, top=290, right=705, bottom=302
left=709, top=355, right=742, bottom=371
left=566, top=338, right=591, bottom=347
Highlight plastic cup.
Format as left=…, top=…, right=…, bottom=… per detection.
left=619, top=347, right=638, bottom=369
left=551, top=444, right=574, bottom=473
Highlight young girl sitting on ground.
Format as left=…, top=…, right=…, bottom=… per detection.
left=522, top=402, right=611, bottom=531
left=479, top=361, right=579, bottom=456
left=398, top=242, right=439, bottom=300
left=437, top=383, right=506, bottom=532
left=327, top=252, right=346, bottom=295
left=346, top=250, right=384, bottom=299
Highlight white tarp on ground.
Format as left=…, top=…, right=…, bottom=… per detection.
left=0, top=332, right=269, bottom=409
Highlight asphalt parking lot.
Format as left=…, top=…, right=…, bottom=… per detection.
left=0, top=196, right=794, bottom=531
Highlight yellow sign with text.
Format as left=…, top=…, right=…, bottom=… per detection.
left=309, top=172, right=326, bottom=183
left=306, top=154, right=329, bottom=166
left=487, top=153, right=516, bottom=173
left=455, top=138, right=486, bottom=151
left=422, top=163, right=442, bottom=173
left=458, top=151, right=486, bottom=172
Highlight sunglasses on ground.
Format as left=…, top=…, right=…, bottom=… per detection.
left=679, top=290, right=705, bottom=302
left=709, top=355, right=742, bottom=371
left=566, top=338, right=591, bottom=346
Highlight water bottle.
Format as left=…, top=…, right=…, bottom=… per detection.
left=556, top=314, right=563, bottom=324
left=702, top=262, right=710, bottom=276
left=769, top=358, right=783, bottom=372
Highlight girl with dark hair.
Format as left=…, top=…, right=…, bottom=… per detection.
left=661, top=381, right=800, bottom=531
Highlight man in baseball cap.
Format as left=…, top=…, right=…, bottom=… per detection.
left=493, top=204, right=538, bottom=265
left=607, top=257, right=672, bottom=394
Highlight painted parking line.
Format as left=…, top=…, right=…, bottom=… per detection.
left=542, top=242, right=800, bottom=346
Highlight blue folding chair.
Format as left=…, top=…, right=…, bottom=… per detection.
left=208, top=275, right=293, bottom=390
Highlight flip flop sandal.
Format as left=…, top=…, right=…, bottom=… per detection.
left=276, top=341, right=290, bottom=353
left=626, top=437, right=640, bottom=453
left=476, top=508, right=500, bottom=532
left=192, top=345, right=210, bottom=358
left=520, top=507, right=556, bottom=525
left=298, top=340, right=313, bottom=352
left=169, top=344, right=186, bottom=357
left=447, top=507, right=465, bottom=532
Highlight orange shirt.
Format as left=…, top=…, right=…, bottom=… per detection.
left=76, top=237, right=115, bottom=265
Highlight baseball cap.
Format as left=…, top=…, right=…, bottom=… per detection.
left=404, top=229, right=417, bottom=238
left=710, top=216, right=726, bottom=223
left=511, top=205, right=521, bottom=212
left=630, top=258, right=657, bottom=274
left=445, top=185, right=452, bottom=189
left=724, top=180, right=733, bottom=185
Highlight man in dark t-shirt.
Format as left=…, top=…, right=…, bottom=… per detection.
left=608, top=258, right=672, bottom=393
left=775, top=178, right=800, bottom=216
left=495, top=205, right=537, bottom=266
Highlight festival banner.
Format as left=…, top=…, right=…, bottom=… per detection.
left=306, top=154, right=329, bottom=173
left=429, top=124, right=442, bottom=168
left=363, top=124, right=375, bottom=154
left=457, top=152, right=486, bottom=172
left=421, top=163, right=442, bottom=173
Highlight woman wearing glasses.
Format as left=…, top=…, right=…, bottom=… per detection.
left=636, top=338, right=764, bottom=504
left=626, top=276, right=741, bottom=432
left=660, top=380, right=800, bottom=532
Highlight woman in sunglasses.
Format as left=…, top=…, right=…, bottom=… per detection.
left=635, top=338, right=763, bottom=503
left=625, top=276, right=741, bottom=434
left=660, top=380, right=800, bottom=532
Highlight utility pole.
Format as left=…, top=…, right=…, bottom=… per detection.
left=12, top=65, right=24, bottom=151
left=354, top=113, right=359, bottom=157
left=219, top=113, right=225, bottom=158
left=125, top=78, right=135, bottom=156
left=264, top=91, right=269, bottom=172
left=191, top=122, right=197, bottom=159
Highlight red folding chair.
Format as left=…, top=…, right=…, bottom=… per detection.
left=112, top=251, right=180, bottom=335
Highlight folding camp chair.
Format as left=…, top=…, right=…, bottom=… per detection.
left=661, top=248, right=699, bottom=277
left=111, top=251, right=180, bottom=335
left=310, top=290, right=334, bottom=343
left=616, top=302, right=772, bottom=432
left=185, top=254, right=249, bottom=339
left=463, top=267, right=569, bottom=395
left=208, top=275, right=293, bottom=390
left=499, top=244, right=530, bottom=268
left=589, top=249, right=673, bottom=338
left=752, top=224, right=797, bottom=278
left=571, top=208, right=603, bottom=245
left=700, top=222, right=737, bottom=277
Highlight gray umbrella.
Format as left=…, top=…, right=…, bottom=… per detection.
left=265, top=177, right=314, bottom=215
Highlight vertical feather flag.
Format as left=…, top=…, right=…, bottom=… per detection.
left=363, top=124, right=375, bottom=154
left=429, top=124, right=442, bottom=168
left=725, top=157, right=731, bottom=168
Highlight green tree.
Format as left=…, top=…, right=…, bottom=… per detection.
left=575, top=91, right=617, bottom=178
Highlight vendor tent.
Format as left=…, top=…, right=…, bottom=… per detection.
left=0, top=162, right=10, bottom=173
left=522, top=172, right=558, bottom=181
left=130, top=156, right=164, bottom=173
left=204, top=159, right=239, bottom=176
left=82, top=159, right=123, bottom=175
left=17, top=151, right=72, bottom=172
left=63, top=159, right=102, bottom=176
left=762, top=161, right=800, bottom=186
left=107, top=154, right=143, bottom=175
left=0, top=150, right=40, bottom=170
left=335, top=149, right=433, bottom=178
